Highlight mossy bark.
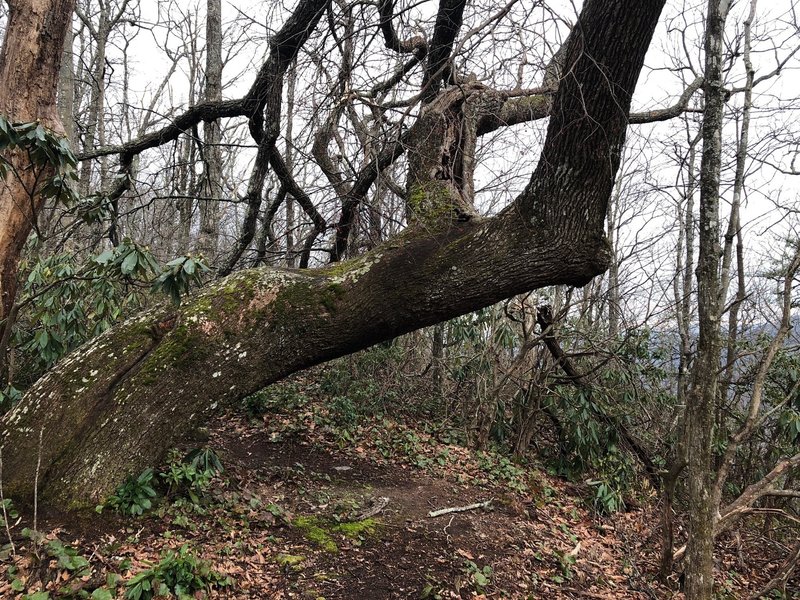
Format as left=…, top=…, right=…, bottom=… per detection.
left=0, top=0, right=666, bottom=509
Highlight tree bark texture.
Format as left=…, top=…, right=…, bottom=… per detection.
left=0, top=0, right=666, bottom=508
left=0, top=0, right=76, bottom=336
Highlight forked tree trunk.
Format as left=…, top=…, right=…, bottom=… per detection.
left=0, top=0, right=666, bottom=508
left=0, top=0, right=76, bottom=340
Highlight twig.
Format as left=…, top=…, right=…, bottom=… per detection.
left=749, top=541, right=800, bottom=600
left=443, top=515, right=455, bottom=544
left=427, top=500, right=492, bottom=518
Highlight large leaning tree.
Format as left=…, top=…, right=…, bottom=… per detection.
left=0, top=0, right=672, bottom=508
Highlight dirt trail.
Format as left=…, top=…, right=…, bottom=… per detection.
left=0, top=411, right=690, bottom=599
left=211, top=420, right=662, bottom=599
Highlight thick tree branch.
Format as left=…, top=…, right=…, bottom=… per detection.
left=477, top=76, right=704, bottom=136
left=420, top=0, right=467, bottom=104
left=378, top=0, right=427, bottom=54
left=628, top=76, right=704, bottom=123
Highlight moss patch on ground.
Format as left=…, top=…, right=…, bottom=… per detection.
left=331, top=518, right=377, bottom=539
left=293, top=516, right=339, bottom=553
left=275, top=554, right=306, bottom=571
left=292, top=516, right=379, bottom=553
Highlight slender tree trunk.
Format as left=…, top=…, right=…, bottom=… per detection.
left=660, top=125, right=700, bottom=581
left=716, top=0, right=755, bottom=477
left=683, top=1, right=729, bottom=597
left=284, top=62, right=297, bottom=268
left=177, top=40, right=201, bottom=251
left=606, top=186, right=620, bottom=339
left=431, top=323, right=444, bottom=396
left=78, top=10, right=109, bottom=197
left=57, top=19, right=75, bottom=144
left=198, top=0, right=223, bottom=260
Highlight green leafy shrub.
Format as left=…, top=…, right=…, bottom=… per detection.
left=160, top=448, right=223, bottom=507
left=99, top=449, right=223, bottom=517
left=101, top=468, right=157, bottom=516
left=544, top=386, right=634, bottom=513
left=124, top=545, right=230, bottom=600
left=0, top=116, right=79, bottom=206
left=7, top=240, right=208, bottom=391
left=319, top=344, right=403, bottom=419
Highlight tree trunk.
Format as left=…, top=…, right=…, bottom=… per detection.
left=197, top=0, right=223, bottom=261
left=660, top=114, right=700, bottom=583
left=37, top=15, right=75, bottom=242
left=683, top=1, right=729, bottom=598
left=78, top=8, right=109, bottom=197
left=284, top=61, right=297, bottom=268
left=0, top=0, right=76, bottom=337
left=57, top=18, right=76, bottom=144
left=0, top=0, right=666, bottom=509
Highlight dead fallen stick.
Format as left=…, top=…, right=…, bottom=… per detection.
left=427, top=500, right=492, bottom=518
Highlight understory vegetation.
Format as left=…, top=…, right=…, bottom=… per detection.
left=3, top=312, right=800, bottom=597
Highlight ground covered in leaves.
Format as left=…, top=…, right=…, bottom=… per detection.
left=1, top=371, right=796, bottom=599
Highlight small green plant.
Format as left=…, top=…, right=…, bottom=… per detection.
left=421, top=575, right=446, bottom=599
left=552, top=550, right=576, bottom=583
left=265, top=503, right=286, bottom=519
left=0, top=497, right=19, bottom=532
left=101, top=468, right=157, bottom=516
left=160, top=448, right=223, bottom=507
left=0, top=384, right=22, bottom=413
left=588, top=479, right=625, bottom=514
left=43, top=537, right=91, bottom=575
left=14, top=531, right=97, bottom=596
left=462, top=559, right=493, bottom=593
left=124, top=544, right=230, bottom=600
left=328, top=395, right=361, bottom=426
left=184, top=448, right=223, bottom=474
